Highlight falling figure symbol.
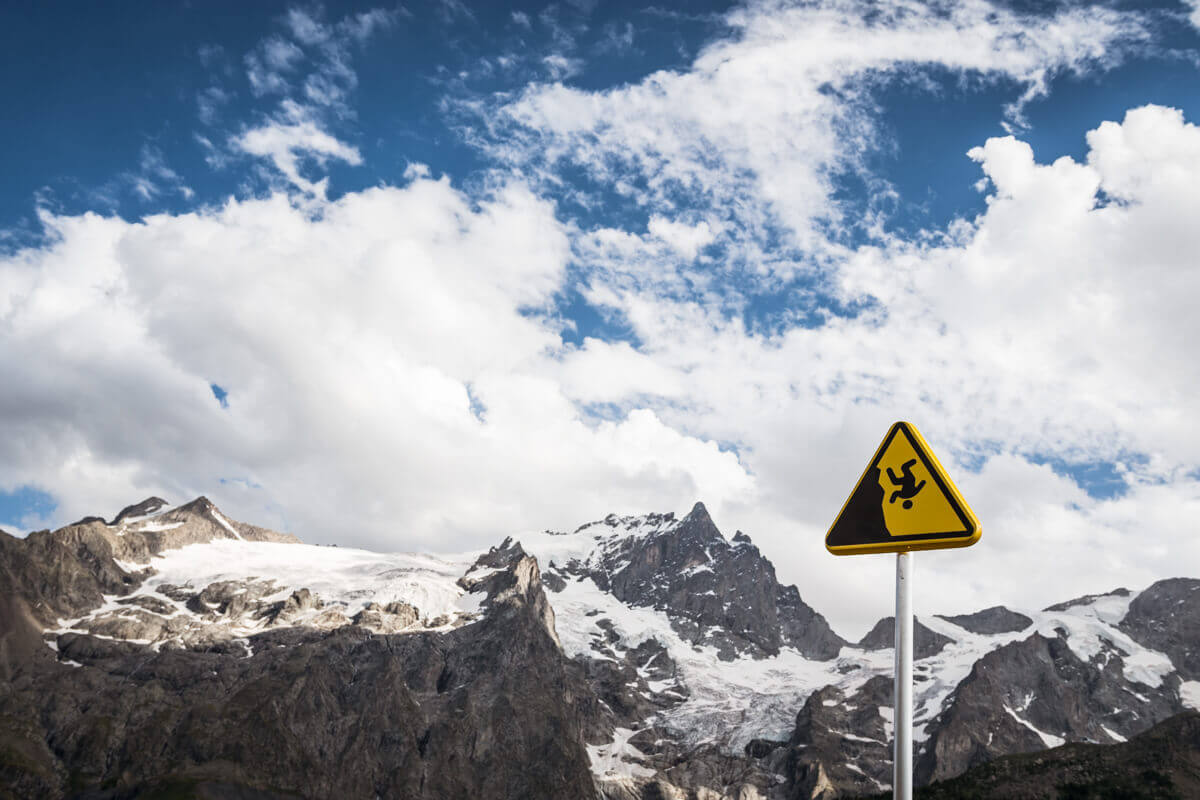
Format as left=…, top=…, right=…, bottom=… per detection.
left=887, top=459, right=926, bottom=509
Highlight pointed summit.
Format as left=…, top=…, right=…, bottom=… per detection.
left=176, top=496, right=215, bottom=515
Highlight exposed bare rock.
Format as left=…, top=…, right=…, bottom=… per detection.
left=110, top=496, right=170, bottom=525
left=564, top=503, right=845, bottom=661
left=857, top=616, right=955, bottom=659
left=460, top=537, right=561, bottom=647
left=116, top=594, right=175, bottom=615
left=935, top=606, right=1032, bottom=635
left=871, top=711, right=1200, bottom=800
left=1119, top=578, right=1200, bottom=680
left=1043, top=587, right=1131, bottom=612
left=353, top=601, right=420, bottom=632
left=780, top=676, right=893, bottom=798
left=915, top=631, right=1184, bottom=786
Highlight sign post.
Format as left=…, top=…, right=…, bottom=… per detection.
left=894, top=552, right=912, bottom=800
left=825, top=421, right=980, bottom=799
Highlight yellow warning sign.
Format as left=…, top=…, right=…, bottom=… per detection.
left=826, top=421, right=980, bottom=555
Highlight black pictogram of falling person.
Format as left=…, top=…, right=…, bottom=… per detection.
left=887, top=459, right=926, bottom=509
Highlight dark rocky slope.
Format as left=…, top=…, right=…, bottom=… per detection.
left=0, top=504, right=597, bottom=800
left=864, top=710, right=1200, bottom=799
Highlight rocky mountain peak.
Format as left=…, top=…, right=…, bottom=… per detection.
left=1043, top=587, right=1131, bottom=612
left=1119, top=577, right=1200, bottom=680
left=538, top=502, right=845, bottom=661
left=110, top=496, right=169, bottom=525
left=174, top=495, right=216, bottom=516
left=460, top=538, right=560, bottom=648
left=936, top=605, right=1033, bottom=635
left=857, top=615, right=954, bottom=659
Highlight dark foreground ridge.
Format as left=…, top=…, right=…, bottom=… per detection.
left=861, top=710, right=1200, bottom=799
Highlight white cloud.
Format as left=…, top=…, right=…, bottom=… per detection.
left=557, top=338, right=685, bottom=403
left=233, top=105, right=363, bottom=196
left=1183, top=0, right=1200, bottom=31
left=647, top=216, right=715, bottom=260
left=0, top=178, right=753, bottom=556
left=197, top=86, right=231, bottom=125
left=216, top=7, right=397, bottom=196
left=487, top=0, right=1146, bottom=278
left=263, top=37, right=304, bottom=72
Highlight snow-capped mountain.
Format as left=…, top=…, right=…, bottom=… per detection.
left=2, top=497, right=1197, bottom=799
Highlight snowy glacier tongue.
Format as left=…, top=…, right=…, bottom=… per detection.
left=56, top=539, right=484, bottom=649
left=140, top=539, right=475, bottom=617
left=547, top=567, right=883, bottom=748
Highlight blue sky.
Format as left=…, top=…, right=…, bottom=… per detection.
left=4, top=0, right=1200, bottom=633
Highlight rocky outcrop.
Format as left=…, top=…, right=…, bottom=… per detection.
left=936, top=606, right=1032, bottom=635
left=780, top=676, right=893, bottom=799
left=875, top=711, right=1200, bottom=800
left=914, top=631, right=1183, bottom=785
left=1119, top=578, right=1200, bottom=680
left=3, top=496, right=300, bottom=631
left=1043, top=588, right=1131, bottom=612
left=856, top=616, right=954, bottom=659
left=110, top=496, right=169, bottom=525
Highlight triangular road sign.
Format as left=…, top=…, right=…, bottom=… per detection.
left=826, top=421, right=980, bottom=555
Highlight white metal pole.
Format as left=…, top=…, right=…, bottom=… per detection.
left=894, top=551, right=913, bottom=800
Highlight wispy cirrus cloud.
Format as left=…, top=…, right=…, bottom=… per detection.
left=480, top=0, right=1147, bottom=294
left=219, top=7, right=398, bottom=197
left=232, top=101, right=363, bottom=197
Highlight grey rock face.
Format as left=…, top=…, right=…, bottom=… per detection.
left=353, top=600, right=420, bottom=633
left=1043, top=587, right=1131, bottom=612
left=914, top=631, right=1183, bottom=785
left=570, top=502, right=845, bottom=661
left=936, top=606, right=1033, bottom=635
left=873, top=710, right=1200, bottom=800
left=781, top=676, right=893, bottom=799
left=110, top=496, right=170, bottom=525
left=1119, top=578, right=1200, bottom=680
left=857, top=616, right=954, bottom=659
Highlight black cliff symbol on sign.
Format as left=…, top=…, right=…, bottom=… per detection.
left=887, top=459, right=926, bottom=510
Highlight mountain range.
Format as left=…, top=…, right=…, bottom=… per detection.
left=2, top=497, right=1198, bottom=799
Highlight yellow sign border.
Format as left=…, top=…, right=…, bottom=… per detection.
left=825, top=421, right=981, bottom=555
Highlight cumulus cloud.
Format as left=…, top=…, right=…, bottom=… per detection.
left=1184, top=0, right=1200, bottom=31
left=0, top=177, right=753, bottom=554
left=648, top=216, right=715, bottom=260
